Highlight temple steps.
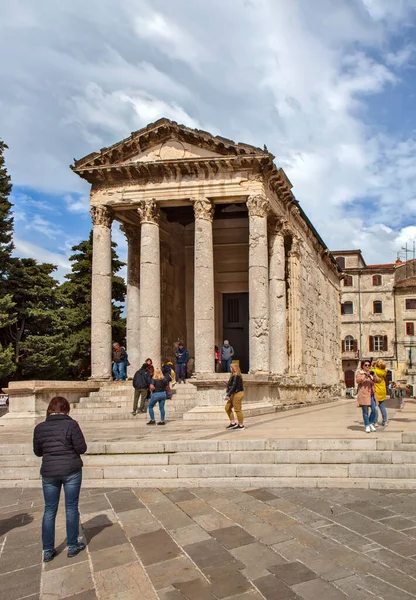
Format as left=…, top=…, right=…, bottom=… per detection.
left=2, top=434, right=416, bottom=489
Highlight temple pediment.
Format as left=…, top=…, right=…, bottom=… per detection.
left=72, top=117, right=268, bottom=170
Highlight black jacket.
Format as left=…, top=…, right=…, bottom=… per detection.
left=151, top=378, right=168, bottom=393
left=133, top=367, right=151, bottom=390
left=33, top=414, right=87, bottom=478
left=226, top=375, right=244, bottom=396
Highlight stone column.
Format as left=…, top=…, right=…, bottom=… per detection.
left=269, top=218, right=288, bottom=374
left=192, top=198, right=215, bottom=374
left=288, top=235, right=303, bottom=375
left=247, top=195, right=270, bottom=373
left=138, top=200, right=161, bottom=367
left=122, top=223, right=141, bottom=376
left=90, top=205, right=113, bottom=379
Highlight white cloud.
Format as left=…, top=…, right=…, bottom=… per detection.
left=64, top=194, right=90, bottom=214
left=13, top=237, right=71, bottom=281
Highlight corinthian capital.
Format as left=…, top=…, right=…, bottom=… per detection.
left=247, top=194, right=269, bottom=218
left=90, top=206, right=113, bottom=228
left=120, top=223, right=140, bottom=240
left=192, top=197, right=214, bottom=222
left=137, top=200, right=160, bottom=224
left=289, top=235, right=302, bottom=258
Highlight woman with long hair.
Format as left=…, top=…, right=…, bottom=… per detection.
left=147, top=368, right=168, bottom=425
left=33, top=396, right=87, bottom=563
left=224, top=363, right=245, bottom=430
left=356, top=360, right=380, bottom=433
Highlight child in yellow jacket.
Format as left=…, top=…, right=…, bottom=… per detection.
left=372, top=359, right=388, bottom=426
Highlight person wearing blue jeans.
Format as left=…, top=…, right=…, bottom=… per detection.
left=356, top=360, right=381, bottom=433
left=221, top=340, right=234, bottom=373
left=42, top=470, right=82, bottom=555
left=33, top=396, right=87, bottom=562
left=147, top=369, right=168, bottom=425
left=175, top=342, right=189, bottom=383
left=361, top=394, right=377, bottom=428
left=112, top=342, right=127, bottom=380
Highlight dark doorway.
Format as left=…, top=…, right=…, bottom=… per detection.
left=345, top=370, right=355, bottom=388
left=223, top=293, right=249, bottom=373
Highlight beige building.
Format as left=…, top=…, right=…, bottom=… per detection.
left=70, top=118, right=342, bottom=410
left=333, top=249, right=416, bottom=389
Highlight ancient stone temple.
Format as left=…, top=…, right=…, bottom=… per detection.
left=70, top=118, right=342, bottom=411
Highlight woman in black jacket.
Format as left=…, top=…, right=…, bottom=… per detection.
left=33, top=396, right=87, bottom=563
left=224, top=363, right=245, bottom=430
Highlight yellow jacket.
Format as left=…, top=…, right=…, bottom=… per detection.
left=372, top=366, right=387, bottom=402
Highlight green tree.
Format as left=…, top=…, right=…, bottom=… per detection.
left=0, top=294, right=16, bottom=380
left=60, top=231, right=126, bottom=378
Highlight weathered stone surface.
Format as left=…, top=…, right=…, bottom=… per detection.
left=95, top=562, right=158, bottom=600
left=42, top=562, right=94, bottom=600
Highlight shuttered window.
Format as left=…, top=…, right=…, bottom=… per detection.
left=372, top=275, right=382, bottom=286
left=406, top=322, right=415, bottom=336
left=373, top=301, right=383, bottom=314
left=406, top=299, right=416, bottom=310
left=343, top=275, right=353, bottom=286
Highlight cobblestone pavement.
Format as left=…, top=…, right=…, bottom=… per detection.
left=2, top=487, right=416, bottom=599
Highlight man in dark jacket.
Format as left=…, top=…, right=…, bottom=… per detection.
left=132, top=363, right=151, bottom=414
left=175, top=342, right=189, bottom=384
left=112, top=342, right=127, bottom=381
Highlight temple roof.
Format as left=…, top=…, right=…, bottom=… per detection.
left=71, top=118, right=271, bottom=170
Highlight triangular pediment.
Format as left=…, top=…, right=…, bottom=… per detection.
left=72, top=118, right=267, bottom=170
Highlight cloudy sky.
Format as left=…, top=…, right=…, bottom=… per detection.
left=1, top=0, right=416, bottom=279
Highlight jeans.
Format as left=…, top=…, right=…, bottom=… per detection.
left=221, top=358, right=232, bottom=373
left=175, top=363, right=186, bottom=382
left=361, top=395, right=377, bottom=427
left=113, top=362, right=126, bottom=380
left=379, top=401, right=388, bottom=423
left=42, top=469, right=82, bottom=551
left=149, top=392, right=167, bottom=421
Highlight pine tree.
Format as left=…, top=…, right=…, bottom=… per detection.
left=60, top=231, right=126, bottom=378
left=0, top=140, right=13, bottom=279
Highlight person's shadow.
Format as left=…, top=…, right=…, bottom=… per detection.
left=82, top=514, right=114, bottom=544
left=0, top=513, right=34, bottom=535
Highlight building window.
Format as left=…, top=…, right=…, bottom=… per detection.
left=369, top=335, right=388, bottom=352
left=341, top=301, right=353, bottom=315
left=336, top=256, right=345, bottom=270
left=406, top=322, right=415, bottom=336
left=343, top=335, right=357, bottom=352
left=373, top=301, right=383, bottom=314
left=372, top=275, right=382, bottom=286
left=343, top=275, right=353, bottom=286
left=406, top=299, right=416, bottom=310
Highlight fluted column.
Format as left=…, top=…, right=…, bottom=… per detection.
left=288, top=236, right=303, bottom=374
left=269, top=218, right=288, bottom=374
left=192, top=198, right=215, bottom=374
left=138, top=200, right=161, bottom=367
left=247, top=195, right=270, bottom=373
left=122, top=223, right=141, bottom=376
left=90, top=206, right=113, bottom=379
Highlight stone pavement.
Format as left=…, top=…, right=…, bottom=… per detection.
left=3, top=486, right=416, bottom=600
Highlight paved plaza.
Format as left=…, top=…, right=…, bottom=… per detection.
left=3, top=485, right=416, bottom=599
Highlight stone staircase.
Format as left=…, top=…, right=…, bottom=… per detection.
left=70, top=381, right=198, bottom=422
left=2, top=433, right=416, bottom=489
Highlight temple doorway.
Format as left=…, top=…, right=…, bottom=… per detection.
left=223, top=293, right=249, bottom=373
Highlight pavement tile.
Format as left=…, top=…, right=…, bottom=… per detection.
left=209, top=525, right=256, bottom=549
left=222, top=592, right=264, bottom=600
left=322, top=524, right=377, bottom=552
left=268, top=561, right=318, bottom=586
left=243, top=520, right=293, bottom=545
left=193, top=511, right=234, bottom=532
left=343, top=501, right=395, bottom=520
left=149, top=506, right=195, bottom=530
left=366, top=528, right=410, bottom=548
left=78, top=496, right=112, bottom=513
left=68, top=592, right=98, bottom=600
left=363, top=574, right=416, bottom=600
left=44, top=540, right=88, bottom=571
left=330, top=511, right=384, bottom=535
left=254, top=574, right=297, bottom=599
left=84, top=522, right=128, bottom=551
left=1, top=524, right=42, bottom=550
left=0, top=512, right=37, bottom=536
left=333, top=575, right=373, bottom=600
left=176, top=499, right=212, bottom=517
left=42, top=562, right=94, bottom=600
left=106, top=489, right=144, bottom=513
left=401, top=526, right=416, bottom=537
left=164, top=490, right=196, bottom=503
left=266, top=498, right=299, bottom=513
left=185, top=538, right=241, bottom=570
left=205, top=564, right=252, bottom=598
left=0, top=564, right=41, bottom=600
left=230, top=542, right=287, bottom=579
left=379, top=515, right=416, bottom=530
left=89, top=542, right=137, bottom=572
left=158, top=589, right=187, bottom=600
left=146, top=556, right=202, bottom=590
left=131, top=529, right=181, bottom=566
left=305, top=558, right=352, bottom=582
left=95, top=561, right=158, bottom=600
left=170, top=524, right=211, bottom=546
left=0, top=542, right=41, bottom=574
left=389, top=538, right=416, bottom=557
left=81, top=511, right=116, bottom=529
left=291, top=577, right=347, bottom=600
left=245, top=489, right=278, bottom=502
left=174, top=578, right=217, bottom=600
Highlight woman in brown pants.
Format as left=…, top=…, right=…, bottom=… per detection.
left=224, top=363, right=245, bottom=430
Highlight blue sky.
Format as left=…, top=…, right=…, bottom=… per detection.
left=1, top=0, right=416, bottom=279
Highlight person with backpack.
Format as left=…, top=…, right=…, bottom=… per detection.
left=132, top=363, right=151, bottom=415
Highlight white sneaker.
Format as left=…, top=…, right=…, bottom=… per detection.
left=365, top=426, right=371, bottom=433
left=374, top=423, right=379, bottom=428
left=369, top=424, right=376, bottom=432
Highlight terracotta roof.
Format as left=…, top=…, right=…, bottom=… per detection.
left=395, top=276, right=416, bottom=288
left=366, top=263, right=395, bottom=269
